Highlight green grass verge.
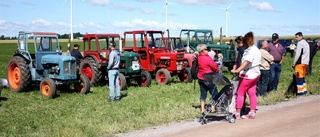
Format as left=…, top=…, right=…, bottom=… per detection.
left=0, top=42, right=319, bottom=137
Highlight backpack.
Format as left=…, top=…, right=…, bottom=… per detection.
left=191, top=57, right=198, bottom=80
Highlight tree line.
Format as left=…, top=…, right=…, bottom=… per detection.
left=0, top=32, right=84, bottom=40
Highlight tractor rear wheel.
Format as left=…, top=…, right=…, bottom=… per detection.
left=179, top=67, right=192, bottom=83
left=7, top=56, right=31, bottom=92
left=137, top=70, right=152, bottom=87
left=118, top=73, right=127, bottom=90
left=74, top=74, right=90, bottom=94
left=40, top=78, right=56, bottom=98
left=80, top=57, right=101, bottom=86
left=156, top=68, right=171, bottom=85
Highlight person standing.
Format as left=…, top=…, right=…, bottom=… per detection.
left=197, top=44, right=219, bottom=114
left=231, top=32, right=261, bottom=119
left=293, top=32, right=310, bottom=95
left=257, top=40, right=274, bottom=96
left=306, top=38, right=317, bottom=75
left=217, top=53, right=223, bottom=74
left=233, top=36, right=248, bottom=70
left=107, top=42, right=121, bottom=101
left=289, top=40, right=296, bottom=58
left=71, top=44, right=83, bottom=68
left=208, top=48, right=216, bottom=61
left=267, top=33, right=285, bottom=93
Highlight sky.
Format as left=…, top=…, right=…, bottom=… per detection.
left=0, top=0, right=320, bottom=38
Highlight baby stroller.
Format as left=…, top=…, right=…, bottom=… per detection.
left=197, top=72, right=238, bottom=125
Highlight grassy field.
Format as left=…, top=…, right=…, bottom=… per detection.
left=0, top=42, right=319, bottom=137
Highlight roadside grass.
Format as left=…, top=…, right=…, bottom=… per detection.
left=0, top=42, right=319, bottom=136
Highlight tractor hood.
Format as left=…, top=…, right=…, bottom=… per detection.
left=121, top=51, right=139, bottom=57
left=207, top=44, right=230, bottom=50
left=41, top=55, right=76, bottom=64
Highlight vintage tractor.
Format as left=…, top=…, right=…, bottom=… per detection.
left=179, top=29, right=237, bottom=70
left=6, top=31, right=90, bottom=98
left=122, top=30, right=191, bottom=84
left=79, top=34, right=152, bottom=90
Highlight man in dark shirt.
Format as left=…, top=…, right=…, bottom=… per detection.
left=71, top=44, right=83, bottom=68
left=267, top=33, right=285, bottom=92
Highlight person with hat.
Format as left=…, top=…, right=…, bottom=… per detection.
left=107, top=42, right=121, bottom=101
left=266, top=33, right=285, bottom=93
left=71, top=44, right=83, bottom=68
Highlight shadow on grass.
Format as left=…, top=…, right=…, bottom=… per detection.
left=0, top=96, right=8, bottom=101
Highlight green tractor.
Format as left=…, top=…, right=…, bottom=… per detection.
left=79, top=34, right=152, bottom=90
left=179, top=29, right=236, bottom=70
left=6, top=31, right=90, bottom=98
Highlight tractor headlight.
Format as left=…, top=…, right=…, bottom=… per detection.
left=100, top=52, right=107, bottom=59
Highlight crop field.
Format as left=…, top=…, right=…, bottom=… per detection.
left=0, top=41, right=319, bottom=137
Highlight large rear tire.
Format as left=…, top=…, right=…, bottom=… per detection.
left=80, top=57, right=101, bottom=86
left=40, top=78, right=56, bottom=98
left=74, top=74, right=90, bottom=94
left=118, top=73, right=127, bottom=90
left=6, top=56, right=31, bottom=92
left=137, top=70, right=152, bottom=87
left=156, top=68, right=171, bottom=85
left=179, top=67, right=192, bottom=83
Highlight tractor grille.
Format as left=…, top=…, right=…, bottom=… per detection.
left=63, top=61, right=69, bottom=75
left=71, top=61, right=76, bottom=74
left=63, top=61, right=76, bottom=75
left=177, top=54, right=184, bottom=59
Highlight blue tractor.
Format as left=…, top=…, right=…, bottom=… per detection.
left=6, top=31, right=90, bottom=98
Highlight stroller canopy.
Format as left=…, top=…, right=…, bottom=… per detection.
left=203, top=72, right=231, bottom=86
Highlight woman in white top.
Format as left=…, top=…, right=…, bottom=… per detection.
left=231, top=32, right=261, bottom=119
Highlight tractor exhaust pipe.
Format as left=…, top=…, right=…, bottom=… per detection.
left=219, top=27, right=223, bottom=45
left=166, top=29, right=173, bottom=51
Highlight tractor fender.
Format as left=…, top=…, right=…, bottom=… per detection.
left=84, top=55, right=99, bottom=65
left=13, top=52, right=31, bottom=64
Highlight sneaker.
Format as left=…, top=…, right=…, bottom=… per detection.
left=241, top=112, right=256, bottom=119
left=233, top=113, right=241, bottom=119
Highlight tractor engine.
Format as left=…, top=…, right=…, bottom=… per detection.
left=41, top=55, right=77, bottom=80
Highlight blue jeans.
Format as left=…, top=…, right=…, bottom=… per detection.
left=268, top=63, right=281, bottom=92
left=198, top=79, right=218, bottom=102
left=108, top=70, right=121, bottom=100
left=258, top=70, right=269, bottom=96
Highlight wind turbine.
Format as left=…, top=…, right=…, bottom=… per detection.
left=161, top=0, right=175, bottom=31
left=220, top=2, right=233, bottom=37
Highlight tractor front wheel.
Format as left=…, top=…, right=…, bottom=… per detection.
left=74, top=74, right=90, bottom=94
left=7, top=56, right=31, bottom=92
left=156, top=69, right=171, bottom=85
left=179, top=67, right=192, bottom=83
left=40, top=78, right=56, bottom=98
left=137, top=70, right=152, bottom=87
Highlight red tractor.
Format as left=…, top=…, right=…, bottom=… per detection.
left=122, top=30, right=192, bottom=85
left=79, top=34, right=152, bottom=90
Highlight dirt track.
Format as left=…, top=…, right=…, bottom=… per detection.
left=116, top=95, right=320, bottom=137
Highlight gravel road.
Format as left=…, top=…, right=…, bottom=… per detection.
left=116, top=95, right=320, bottom=137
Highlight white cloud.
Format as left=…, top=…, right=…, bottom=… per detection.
left=249, top=1, right=274, bottom=11
left=177, top=0, right=232, bottom=5
left=112, top=18, right=196, bottom=32
left=111, top=3, right=136, bottom=11
left=140, top=8, right=157, bottom=14
left=86, top=0, right=110, bottom=6
left=19, top=1, right=36, bottom=6
left=31, top=19, right=53, bottom=26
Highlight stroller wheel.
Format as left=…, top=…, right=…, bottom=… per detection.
left=229, top=118, right=236, bottom=123
left=226, top=115, right=230, bottom=121
left=197, top=117, right=202, bottom=123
